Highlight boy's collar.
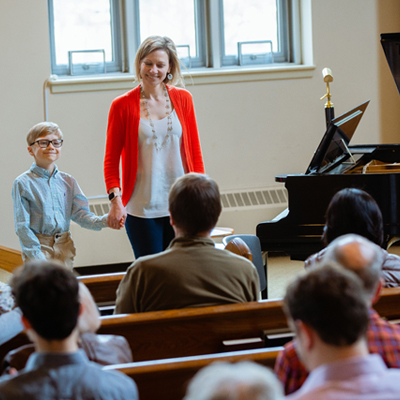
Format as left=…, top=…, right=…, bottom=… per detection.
left=30, top=162, right=59, bottom=178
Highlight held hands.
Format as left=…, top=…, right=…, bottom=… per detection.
left=107, top=197, right=127, bottom=230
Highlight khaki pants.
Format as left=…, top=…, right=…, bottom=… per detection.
left=32, top=232, right=76, bottom=270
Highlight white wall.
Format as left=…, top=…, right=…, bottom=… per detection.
left=1, top=0, right=400, bottom=253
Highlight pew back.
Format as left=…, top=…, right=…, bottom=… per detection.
left=98, top=299, right=288, bottom=361
left=77, top=272, right=124, bottom=304
left=98, top=286, right=400, bottom=362
left=105, top=347, right=283, bottom=400
left=2, top=288, right=400, bottom=365
left=374, top=286, right=400, bottom=320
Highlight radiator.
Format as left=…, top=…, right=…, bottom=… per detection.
left=70, top=186, right=288, bottom=268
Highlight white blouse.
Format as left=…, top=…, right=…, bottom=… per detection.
left=126, top=109, right=186, bottom=218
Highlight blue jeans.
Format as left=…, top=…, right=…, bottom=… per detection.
left=125, top=214, right=175, bottom=259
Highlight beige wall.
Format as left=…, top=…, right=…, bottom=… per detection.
left=1, top=0, right=400, bottom=251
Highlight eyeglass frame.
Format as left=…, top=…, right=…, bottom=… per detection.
left=29, top=139, right=64, bottom=148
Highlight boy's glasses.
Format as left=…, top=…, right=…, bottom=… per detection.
left=30, top=139, right=63, bottom=148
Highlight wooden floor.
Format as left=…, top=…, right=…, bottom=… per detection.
left=267, top=255, right=303, bottom=299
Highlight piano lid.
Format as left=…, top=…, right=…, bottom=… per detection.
left=306, top=100, right=370, bottom=175
left=381, top=33, right=400, bottom=96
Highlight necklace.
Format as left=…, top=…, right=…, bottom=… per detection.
left=140, top=83, right=173, bottom=151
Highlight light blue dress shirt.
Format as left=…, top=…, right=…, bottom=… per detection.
left=0, top=350, right=138, bottom=400
left=12, top=163, right=107, bottom=261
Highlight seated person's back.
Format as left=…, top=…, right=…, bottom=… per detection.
left=284, top=261, right=400, bottom=400
left=115, top=173, right=259, bottom=313
left=0, top=261, right=137, bottom=400
left=305, top=188, right=400, bottom=287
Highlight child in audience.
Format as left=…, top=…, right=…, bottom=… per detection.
left=12, top=122, right=120, bottom=269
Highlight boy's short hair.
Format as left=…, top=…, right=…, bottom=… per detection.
left=169, top=173, right=222, bottom=236
left=284, top=263, right=369, bottom=347
left=10, top=261, right=80, bottom=340
left=26, top=122, right=63, bottom=146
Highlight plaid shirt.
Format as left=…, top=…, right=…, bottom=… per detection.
left=275, top=308, right=400, bottom=395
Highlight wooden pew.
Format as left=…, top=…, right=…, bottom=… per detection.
left=98, top=299, right=288, bottom=362
left=0, top=300, right=286, bottom=364
left=0, top=245, right=23, bottom=273
left=2, top=287, right=400, bottom=365
left=97, top=286, right=400, bottom=362
left=373, top=286, right=400, bottom=320
left=77, top=272, right=124, bottom=305
left=105, top=347, right=283, bottom=400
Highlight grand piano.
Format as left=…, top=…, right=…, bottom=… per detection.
left=257, top=33, right=400, bottom=261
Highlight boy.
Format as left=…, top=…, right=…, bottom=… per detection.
left=12, top=122, right=115, bottom=269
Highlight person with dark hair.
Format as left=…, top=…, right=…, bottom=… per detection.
left=284, top=263, right=400, bottom=399
left=275, top=234, right=400, bottom=395
left=0, top=261, right=138, bottom=400
left=0, top=282, right=133, bottom=374
left=305, top=187, right=400, bottom=287
left=115, top=173, right=259, bottom=313
left=322, top=188, right=384, bottom=246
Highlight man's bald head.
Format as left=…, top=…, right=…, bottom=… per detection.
left=324, top=234, right=383, bottom=299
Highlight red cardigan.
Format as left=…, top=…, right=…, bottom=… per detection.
left=104, top=85, right=205, bottom=206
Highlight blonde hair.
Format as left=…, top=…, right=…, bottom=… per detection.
left=134, top=36, right=184, bottom=87
left=26, top=122, right=63, bottom=146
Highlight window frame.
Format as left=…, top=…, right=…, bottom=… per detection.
left=48, top=0, right=124, bottom=76
left=124, top=0, right=207, bottom=70
left=219, top=0, right=291, bottom=67
left=46, top=0, right=314, bottom=92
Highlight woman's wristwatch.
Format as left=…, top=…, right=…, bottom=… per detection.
left=108, top=192, right=121, bottom=202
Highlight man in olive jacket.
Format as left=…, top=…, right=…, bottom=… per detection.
left=115, top=173, right=259, bottom=314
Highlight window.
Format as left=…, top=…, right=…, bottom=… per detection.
left=221, top=0, right=290, bottom=66
left=48, top=0, right=298, bottom=77
left=48, top=0, right=122, bottom=76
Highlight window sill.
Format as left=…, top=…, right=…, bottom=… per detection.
left=47, top=64, right=316, bottom=94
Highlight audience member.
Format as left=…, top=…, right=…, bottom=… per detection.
left=76, top=282, right=133, bottom=365
left=284, top=262, right=400, bottom=399
left=305, top=188, right=400, bottom=287
left=184, top=361, right=283, bottom=400
left=1, top=281, right=133, bottom=373
left=275, top=234, right=400, bottom=394
left=115, top=173, right=259, bottom=313
left=0, top=261, right=138, bottom=400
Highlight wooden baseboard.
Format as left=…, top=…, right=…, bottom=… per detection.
left=0, top=245, right=23, bottom=273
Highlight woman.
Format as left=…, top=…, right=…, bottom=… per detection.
left=104, top=36, right=205, bottom=259
left=305, top=187, right=400, bottom=287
